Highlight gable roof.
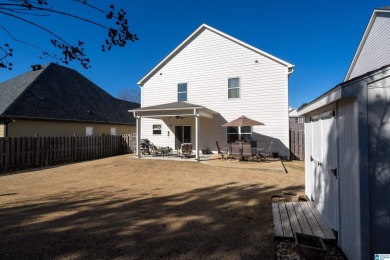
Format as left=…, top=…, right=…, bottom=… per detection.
left=137, top=24, right=294, bottom=86
left=0, top=63, right=139, bottom=124
left=345, top=7, right=390, bottom=81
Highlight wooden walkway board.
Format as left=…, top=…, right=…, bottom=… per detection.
left=272, top=201, right=336, bottom=240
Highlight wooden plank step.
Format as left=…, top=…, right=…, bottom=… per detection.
left=291, top=202, right=313, bottom=236
left=272, top=203, right=283, bottom=237
left=307, top=202, right=336, bottom=239
left=279, top=203, right=293, bottom=237
left=300, top=202, right=326, bottom=238
left=285, top=202, right=302, bottom=234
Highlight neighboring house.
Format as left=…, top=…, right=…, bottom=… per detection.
left=298, top=7, right=390, bottom=259
left=131, top=24, right=294, bottom=160
left=0, top=63, right=139, bottom=137
left=288, top=107, right=304, bottom=131
left=288, top=107, right=304, bottom=160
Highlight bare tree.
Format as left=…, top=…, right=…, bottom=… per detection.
left=118, top=87, right=140, bottom=104
left=0, top=0, right=138, bottom=70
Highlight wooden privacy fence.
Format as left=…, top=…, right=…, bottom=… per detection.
left=290, top=130, right=305, bottom=160
left=0, top=134, right=136, bottom=173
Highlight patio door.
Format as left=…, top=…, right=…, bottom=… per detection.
left=175, top=126, right=191, bottom=149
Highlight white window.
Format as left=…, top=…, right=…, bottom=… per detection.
left=295, top=117, right=304, bottom=123
left=86, top=127, right=94, bottom=136
left=178, top=83, right=187, bottom=102
left=153, top=124, right=162, bottom=135
left=110, top=127, right=117, bottom=135
left=226, top=126, right=252, bottom=143
left=228, top=78, right=240, bottom=99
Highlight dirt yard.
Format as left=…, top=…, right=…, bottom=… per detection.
left=0, top=155, right=304, bottom=259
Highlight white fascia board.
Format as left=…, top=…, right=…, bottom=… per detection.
left=344, top=9, right=390, bottom=81
left=137, top=24, right=294, bottom=86
left=297, top=87, right=342, bottom=116
left=129, top=107, right=201, bottom=113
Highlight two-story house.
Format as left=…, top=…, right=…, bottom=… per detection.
left=131, top=24, right=294, bottom=160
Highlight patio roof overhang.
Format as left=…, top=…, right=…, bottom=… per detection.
left=128, top=102, right=218, bottom=161
left=129, top=101, right=217, bottom=119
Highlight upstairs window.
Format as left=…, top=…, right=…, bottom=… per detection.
left=178, top=83, right=187, bottom=102
left=153, top=125, right=162, bottom=135
left=228, top=78, right=240, bottom=99
left=295, top=117, right=304, bottom=123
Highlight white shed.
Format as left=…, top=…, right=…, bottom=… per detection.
left=298, top=65, right=390, bottom=259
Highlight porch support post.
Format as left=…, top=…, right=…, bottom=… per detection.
left=136, top=115, right=141, bottom=158
left=195, top=109, right=200, bottom=162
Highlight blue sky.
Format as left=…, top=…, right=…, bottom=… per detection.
left=0, top=0, right=388, bottom=108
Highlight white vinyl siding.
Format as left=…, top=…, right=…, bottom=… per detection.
left=337, top=98, right=360, bottom=260
left=348, top=12, right=390, bottom=80
left=141, top=28, right=290, bottom=156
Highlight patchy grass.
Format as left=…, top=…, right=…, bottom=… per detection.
left=0, top=155, right=304, bottom=259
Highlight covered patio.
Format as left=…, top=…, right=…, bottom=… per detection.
left=130, top=102, right=218, bottom=161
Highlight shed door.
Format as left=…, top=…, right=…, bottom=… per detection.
left=310, top=109, right=338, bottom=230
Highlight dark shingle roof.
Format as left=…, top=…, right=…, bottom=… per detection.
left=0, top=63, right=139, bottom=124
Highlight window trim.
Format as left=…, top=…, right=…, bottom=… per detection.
left=228, top=77, right=240, bottom=99
left=86, top=126, right=94, bottom=136
left=177, top=82, right=188, bottom=102
left=153, top=124, right=162, bottom=135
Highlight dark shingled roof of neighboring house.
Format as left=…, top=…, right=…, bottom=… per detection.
left=0, top=63, right=139, bottom=124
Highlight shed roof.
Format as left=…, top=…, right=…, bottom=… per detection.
left=298, top=64, right=390, bottom=116
left=345, top=7, right=390, bottom=81
left=137, top=24, right=294, bottom=86
left=0, top=63, right=139, bottom=124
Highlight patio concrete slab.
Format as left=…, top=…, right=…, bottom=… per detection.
left=132, top=154, right=286, bottom=173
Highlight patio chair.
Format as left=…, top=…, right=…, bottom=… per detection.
left=180, top=143, right=193, bottom=158
left=242, top=142, right=254, bottom=161
left=230, top=142, right=241, bottom=161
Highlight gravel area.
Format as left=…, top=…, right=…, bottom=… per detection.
left=275, top=239, right=346, bottom=259
left=0, top=155, right=304, bottom=259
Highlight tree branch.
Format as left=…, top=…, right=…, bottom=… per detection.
left=0, top=24, right=56, bottom=59
left=0, top=10, right=72, bottom=47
